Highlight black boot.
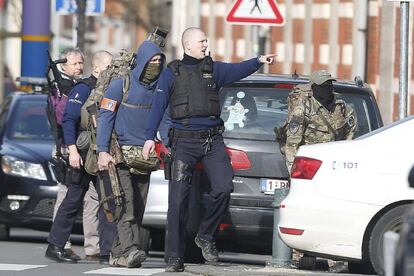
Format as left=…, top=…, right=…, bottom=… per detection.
left=165, top=257, right=184, bottom=272
left=45, top=244, right=78, bottom=263
left=194, top=235, right=219, bottom=262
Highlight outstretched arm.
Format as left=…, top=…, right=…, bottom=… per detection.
left=214, top=54, right=276, bottom=88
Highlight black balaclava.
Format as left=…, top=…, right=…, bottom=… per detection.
left=182, top=53, right=202, bottom=65
left=311, top=82, right=335, bottom=112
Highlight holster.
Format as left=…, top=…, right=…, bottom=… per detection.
left=64, top=166, right=82, bottom=185
left=161, top=152, right=172, bottom=180
left=50, top=156, right=68, bottom=183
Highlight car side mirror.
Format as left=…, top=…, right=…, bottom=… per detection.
left=408, top=166, right=414, bottom=188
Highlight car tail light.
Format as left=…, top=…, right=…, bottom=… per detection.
left=226, top=147, right=252, bottom=170
left=154, top=144, right=252, bottom=171
left=219, top=223, right=231, bottom=231
left=155, top=143, right=168, bottom=169
left=291, top=156, right=322, bottom=180
left=273, top=83, right=295, bottom=89
left=279, top=227, right=304, bottom=236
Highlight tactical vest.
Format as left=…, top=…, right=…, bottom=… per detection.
left=78, top=76, right=97, bottom=131
left=168, top=56, right=220, bottom=120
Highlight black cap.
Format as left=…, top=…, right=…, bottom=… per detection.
left=147, top=26, right=168, bottom=49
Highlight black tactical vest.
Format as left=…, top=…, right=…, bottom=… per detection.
left=168, top=56, right=220, bottom=120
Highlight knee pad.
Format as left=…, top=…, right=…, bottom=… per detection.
left=171, top=159, right=193, bottom=182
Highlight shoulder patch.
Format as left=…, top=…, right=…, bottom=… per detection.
left=100, top=98, right=118, bottom=112
left=347, top=115, right=355, bottom=127
left=288, top=121, right=300, bottom=135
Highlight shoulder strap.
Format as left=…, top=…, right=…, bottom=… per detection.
left=316, top=111, right=338, bottom=140
left=201, top=56, right=213, bottom=73
left=167, top=60, right=181, bottom=76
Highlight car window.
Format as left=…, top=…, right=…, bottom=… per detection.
left=221, top=87, right=290, bottom=141
left=7, top=97, right=53, bottom=140
left=221, top=85, right=379, bottom=141
left=335, top=92, right=376, bottom=138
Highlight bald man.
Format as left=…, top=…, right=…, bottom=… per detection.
left=46, top=51, right=116, bottom=264
left=143, top=27, right=276, bottom=272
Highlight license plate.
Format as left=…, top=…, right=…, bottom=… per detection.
left=260, top=178, right=289, bottom=195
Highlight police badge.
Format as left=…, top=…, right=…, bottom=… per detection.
left=347, top=115, right=355, bottom=127
left=289, top=121, right=300, bottom=135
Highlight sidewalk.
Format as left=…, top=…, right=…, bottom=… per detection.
left=183, top=262, right=357, bottom=276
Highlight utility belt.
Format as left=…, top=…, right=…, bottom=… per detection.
left=169, top=125, right=224, bottom=139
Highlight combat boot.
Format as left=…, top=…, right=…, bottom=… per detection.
left=127, top=249, right=146, bottom=268
left=165, top=257, right=184, bottom=272
left=194, top=235, right=219, bottom=262
left=109, top=255, right=127, bottom=267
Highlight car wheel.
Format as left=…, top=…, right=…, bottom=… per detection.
left=368, top=204, right=410, bottom=275
left=347, top=261, right=374, bottom=274
left=0, top=224, right=9, bottom=241
left=150, top=230, right=165, bottom=252
left=139, top=226, right=151, bottom=254
left=298, top=255, right=316, bottom=270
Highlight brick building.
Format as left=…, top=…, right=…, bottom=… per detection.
left=172, top=0, right=413, bottom=124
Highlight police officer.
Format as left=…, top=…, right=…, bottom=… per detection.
left=96, top=39, right=170, bottom=268
left=46, top=51, right=115, bottom=263
left=142, top=27, right=276, bottom=272
left=284, top=69, right=356, bottom=173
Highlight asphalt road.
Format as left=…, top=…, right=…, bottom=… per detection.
left=0, top=228, right=374, bottom=276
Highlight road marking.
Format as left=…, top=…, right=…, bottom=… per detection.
left=84, top=267, right=165, bottom=275
left=0, top=264, right=47, bottom=271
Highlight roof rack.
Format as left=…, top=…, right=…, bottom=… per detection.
left=354, top=76, right=364, bottom=87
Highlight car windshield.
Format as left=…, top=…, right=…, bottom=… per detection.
left=8, top=97, right=53, bottom=140
left=220, top=85, right=377, bottom=141
left=221, top=87, right=290, bottom=141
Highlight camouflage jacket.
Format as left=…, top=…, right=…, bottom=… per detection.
left=285, top=89, right=356, bottom=172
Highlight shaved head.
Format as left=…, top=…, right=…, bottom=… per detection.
left=92, top=50, right=113, bottom=77
left=181, top=27, right=208, bottom=59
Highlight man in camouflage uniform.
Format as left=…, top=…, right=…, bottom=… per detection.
left=284, top=69, right=356, bottom=172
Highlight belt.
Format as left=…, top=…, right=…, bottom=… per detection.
left=169, top=125, right=224, bottom=139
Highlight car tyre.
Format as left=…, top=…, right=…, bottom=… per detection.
left=0, top=224, right=9, bottom=241
left=347, top=261, right=374, bottom=274
left=298, top=255, right=316, bottom=270
left=368, top=204, right=410, bottom=275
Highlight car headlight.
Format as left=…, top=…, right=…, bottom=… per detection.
left=1, top=156, right=47, bottom=180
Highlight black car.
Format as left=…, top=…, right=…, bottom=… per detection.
left=0, top=91, right=80, bottom=239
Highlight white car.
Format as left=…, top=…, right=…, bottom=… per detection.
left=278, top=116, right=414, bottom=275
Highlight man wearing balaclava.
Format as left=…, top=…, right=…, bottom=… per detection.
left=284, top=69, right=356, bottom=173
left=96, top=38, right=170, bottom=268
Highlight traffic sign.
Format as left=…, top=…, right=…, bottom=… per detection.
left=55, top=0, right=105, bottom=15
left=226, top=0, right=284, bottom=26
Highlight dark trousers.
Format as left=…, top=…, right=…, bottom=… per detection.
left=100, top=166, right=150, bottom=258
left=48, top=168, right=116, bottom=256
left=167, top=134, right=234, bottom=258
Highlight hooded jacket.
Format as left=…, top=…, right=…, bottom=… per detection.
left=97, top=41, right=169, bottom=153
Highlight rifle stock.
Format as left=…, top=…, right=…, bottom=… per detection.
left=108, top=162, right=123, bottom=206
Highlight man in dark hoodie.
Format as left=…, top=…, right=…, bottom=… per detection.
left=142, top=27, right=275, bottom=272
left=96, top=40, right=170, bottom=268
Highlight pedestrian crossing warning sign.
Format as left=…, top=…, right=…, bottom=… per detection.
left=226, top=0, right=285, bottom=26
